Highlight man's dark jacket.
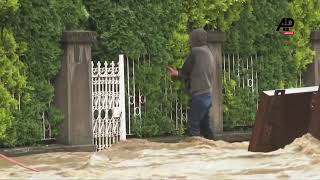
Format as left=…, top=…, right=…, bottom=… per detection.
left=178, top=29, right=214, bottom=96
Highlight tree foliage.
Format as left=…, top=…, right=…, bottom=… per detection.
left=84, top=0, right=184, bottom=60
left=184, top=0, right=247, bottom=31
left=0, top=0, right=27, bottom=146
left=0, top=0, right=87, bottom=147
left=289, top=0, right=320, bottom=72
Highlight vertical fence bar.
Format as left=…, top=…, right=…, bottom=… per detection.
left=104, top=62, right=108, bottom=148
left=119, top=55, right=126, bottom=141
left=299, top=72, right=302, bottom=87
left=102, top=64, right=105, bottom=148
left=228, top=54, right=231, bottom=80
left=42, top=112, right=45, bottom=140
left=138, top=90, right=142, bottom=119
left=133, top=59, right=136, bottom=119
left=232, top=54, right=236, bottom=95
left=185, top=103, right=188, bottom=129
left=126, top=57, right=131, bottom=135
left=111, top=61, right=115, bottom=145
left=137, top=57, right=141, bottom=125
left=95, top=63, right=98, bottom=149
left=92, top=62, right=96, bottom=149
left=237, top=54, right=240, bottom=88
left=175, top=94, right=178, bottom=129
left=106, top=62, right=110, bottom=148
left=180, top=97, right=183, bottom=129
left=144, top=96, right=147, bottom=121
left=251, top=56, right=254, bottom=92
left=242, top=57, right=245, bottom=88
left=18, top=93, right=21, bottom=112
left=144, top=56, right=147, bottom=121
left=164, top=60, right=168, bottom=119
left=97, top=61, right=102, bottom=150
left=91, top=62, right=94, bottom=146
left=116, top=65, right=120, bottom=143
left=170, top=85, right=173, bottom=122
left=232, top=54, right=235, bottom=72
left=48, top=123, right=52, bottom=139
left=256, top=54, right=259, bottom=110
left=223, top=54, right=226, bottom=81
left=106, top=64, right=109, bottom=148
left=246, top=57, right=249, bottom=88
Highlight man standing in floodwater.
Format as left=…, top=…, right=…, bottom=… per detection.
left=167, top=28, right=214, bottom=139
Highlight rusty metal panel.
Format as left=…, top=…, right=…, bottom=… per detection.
left=249, top=86, right=319, bottom=152
left=309, top=90, right=320, bottom=140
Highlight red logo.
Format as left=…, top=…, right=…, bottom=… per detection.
left=276, top=18, right=295, bottom=37
left=280, top=31, right=295, bottom=36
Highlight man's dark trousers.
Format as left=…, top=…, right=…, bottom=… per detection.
left=187, top=93, right=214, bottom=138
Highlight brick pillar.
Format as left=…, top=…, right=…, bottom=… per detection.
left=304, top=31, right=320, bottom=86
left=54, top=31, right=96, bottom=145
left=206, top=31, right=225, bottom=136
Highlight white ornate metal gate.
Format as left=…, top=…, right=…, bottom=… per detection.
left=91, top=55, right=126, bottom=150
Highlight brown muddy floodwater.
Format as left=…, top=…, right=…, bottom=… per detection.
left=1, top=134, right=320, bottom=179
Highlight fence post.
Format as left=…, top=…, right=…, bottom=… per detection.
left=119, top=54, right=126, bottom=140
left=206, top=31, right=225, bottom=136
left=304, top=31, right=320, bottom=86
left=54, top=31, right=96, bottom=146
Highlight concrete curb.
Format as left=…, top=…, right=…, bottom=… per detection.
left=0, top=144, right=96, bottom=157
left=214, top=131, right=252, bottom=142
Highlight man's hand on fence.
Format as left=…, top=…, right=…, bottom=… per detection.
left=167, top=67, right=179, bottom=77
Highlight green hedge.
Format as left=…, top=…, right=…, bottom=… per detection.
left=0, top=0, right=87, bottom=147
left=84, top=0, right=185, bottom=137
left=0, top=1, right=27, bottom=146
left=1, top=0, right=320, bottom=143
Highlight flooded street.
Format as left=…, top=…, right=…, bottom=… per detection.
left=1, top=134, right=320, bottom=179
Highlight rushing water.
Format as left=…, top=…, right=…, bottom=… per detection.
left=1, top=134, right=320, bottom=179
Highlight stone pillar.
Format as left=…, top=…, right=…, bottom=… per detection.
left=304, top=31, right=320, bottom=86
left=206, top=31, right=225, bottom=136
left=54, top=31, right=96, bottom=145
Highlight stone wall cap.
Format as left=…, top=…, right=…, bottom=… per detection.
left=311, top=31, right=320, bottom=41
left=207, top=31, right=225, bottom=43
left=63, top=31, right=97, bottom=44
